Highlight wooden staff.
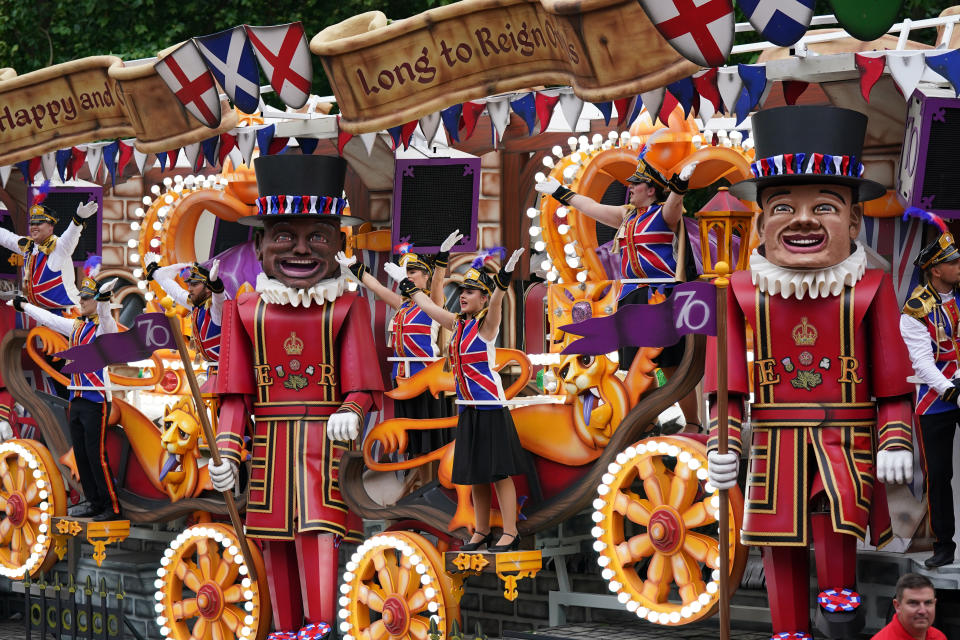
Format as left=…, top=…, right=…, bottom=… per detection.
left=714, top=261, right=731, bottom=640
left=160, top=298, right=258, bottom=581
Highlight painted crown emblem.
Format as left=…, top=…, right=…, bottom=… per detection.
left=792, top=317, right=818, bottom=346
left=283, top=331, right=304, bottom=355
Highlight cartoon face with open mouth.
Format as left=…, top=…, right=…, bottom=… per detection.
left=159, top=400, right=207, bottom=502
left=758, top=183, right=860, bottom=269
left=557, top=352, right=629, bottom=450
left=257, top=218, right=343, bottom=289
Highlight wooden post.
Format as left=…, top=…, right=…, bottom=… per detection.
left=160, top=299, right=258, bottom=581
left=714, top=260, right=731, bottom=640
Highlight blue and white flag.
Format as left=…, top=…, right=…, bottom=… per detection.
left=193, top=26, right=261, bottom=115
left=739, top=0, right=814, bottom=48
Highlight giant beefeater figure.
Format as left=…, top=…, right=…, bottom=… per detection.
left=207, top=155, right=384, bottom=638
left=705, top=106, right=915, bottom=640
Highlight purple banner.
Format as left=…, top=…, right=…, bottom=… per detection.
left=561, top=280, right=717, bottom=355
left=57, top=313, right=177, bottom=374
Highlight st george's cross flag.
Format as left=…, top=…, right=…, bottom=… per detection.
left=194, top=26, right=262, bottom=115
left=244, top=22, right=312, bottom=109
left=154, top=41, right=222, bottom=128
left=739, top=0, right=814, bottom=47
left=636, top=0, right=735, bottom=68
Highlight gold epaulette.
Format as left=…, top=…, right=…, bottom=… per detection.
left=903, top=285, right=936, bottom=319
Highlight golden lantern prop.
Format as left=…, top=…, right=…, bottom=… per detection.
left=694, top=187, right=755, bottom=277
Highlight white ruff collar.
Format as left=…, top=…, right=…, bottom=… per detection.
left=255, top=273, right=347, bottom=307
left=750, top=243, right=867, bottom=300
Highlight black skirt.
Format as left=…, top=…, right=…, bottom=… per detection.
left=451, top=406, right=528, bottom=485
left=394, top=390, right=454, bottom=456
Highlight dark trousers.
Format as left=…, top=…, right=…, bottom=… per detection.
left=917, top=409, right=960, bottom=554
left=68, top=398, right=118, bottom=513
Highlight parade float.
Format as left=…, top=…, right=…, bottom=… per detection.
left=0, top=1, right=957, bottom=639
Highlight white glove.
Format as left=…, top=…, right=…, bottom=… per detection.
left=440, top=230, right=464, bottom=253
left=383, top=261, right=406, bottom=283
left=679, top=161, right=699, bottom=182
left=336, top=251, right=357, bottom=269
left=75, top=200, right=98, bottom=219
left=707, top=451, right=739, bottom=490
left=877, top=449, right=913, bottom=485
left=327, top=412, right=361, bottom=441
left=0, top=421, right=12, bottom=441
left=208, top=458, right=238, bottom=492
left=100, top=278, right=119, bottom=295
left=208, top=259, right=220, bottom=283
left=534, top=177, right=562, bottom=196
left=504, top=248, right=525, bottom=272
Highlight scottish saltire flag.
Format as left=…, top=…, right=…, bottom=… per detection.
left=154, top=42, right=222, bottom=128
left=244, top=22, right=312, bottom=109
left=739, top=0, right=814, bottom=47
left=194, top=26, right=261, bottom=114
left=858, top=216, right=923, bottom=306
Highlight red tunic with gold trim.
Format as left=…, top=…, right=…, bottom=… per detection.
left=706, top=269, right=913, bottom=546
left=214, top=289, right=384, bottom=541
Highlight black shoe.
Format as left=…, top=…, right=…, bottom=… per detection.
left=924, top=549, right=955, bottom=569
left=488, top=532, right=521, bottom=553
left=91, top=508, right=121, bottom=522
left=460, top=531, right=493, bottom=552
left=68, top=503, right=101, bottom=518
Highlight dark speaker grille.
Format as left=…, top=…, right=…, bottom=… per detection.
left=595, top=181, right=627, bottom=245
left=922, top=107, right=960, bottom=210
left=397, top=164, right=476, bottom=249
left=35, top=189, right=101, bottom=264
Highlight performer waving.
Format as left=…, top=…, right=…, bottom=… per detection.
left=383, top=248, right=528, bottom=552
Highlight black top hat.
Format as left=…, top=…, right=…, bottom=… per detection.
left=729, top=106, right=886, bottom=203
left=241, top=154, right=363, bottom=226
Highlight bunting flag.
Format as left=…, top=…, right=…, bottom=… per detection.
left=236, top=128, right=257, bottom=166
left=337, top=122, right=353, bottom=155
left=636, top=0, right=735, bottom=68
left=740, top=0, right=814, bottom=47
left=666, top=77, right=695, bottom=117
left=40, top=152, right=57, bottom=181
left=387, top=124, right=404, bottom=150
left=244, top=22, right=312, bottom=109
left=55, top=149, right=72, bottom=181
left=613, top=97, right=631, bottom=127
left=926, top=50, right=960, bottom=97
left=70, top=147, right=87, bottom=180
left=487, top=98, right=511, bottom=143
left=440, top=104, right=463, bottom=142
left=0, top=166, right=10, bottom=189
left=201, top=136, right=220, bottom=168
left=639, top=88, right=664, bottom=125
left=102, top=140, right=120, bottom=186
left=558, top=92, right=584, bottom=130
left=658, top=91, right=679, bottom=125
left=717, top=67, right=743, bottom=115
left=887, top=52, right=925, bottom=99
left=256, top=124, right=276, bottom=157
left=738, top=64, right=767, bottom=110
left=154, top=41, right=222, bottom=128
left=182, top=142, right=201, bottom=172
left=419, top=111, right=441, bottom=145
left=510, top=93, right=537, bottom=135
left=156, top=152, right=168, bottom=172
left=460, top=101, right=486, bottom=141
left=734, top=86, right=752, bottom=125
left=386, top=121, right=418, bottom=150
left=218, top=133, right=238, bottom=165
left=626, top=95, right=645, bottom=127
left=166, top=149, right=180, bottom=171
left=535, top=92, right=560, bottom=133
left=359, top=132, right=378, bottom=156
left=15, top=160, right=31, bottom=184
left=28, top=157, right=42, bottom=182
left=592, top=101, right=613, bottom=126
left=116, top=140, right=135, bottom=177
left=133, top=148, right=149, bottom=175
left=783, top=80, right=809, bottom=105
left=297, top=136, right=319, bottom=155
left=85, top=144, right=103, bottom=181
left=855, top=53, right=885, bottom=102
left=692, top=68, right=720, bottom=122
left=193, top=26, right=261, bottom=114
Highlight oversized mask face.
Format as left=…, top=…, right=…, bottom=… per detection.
left=756, top=183, right=861, bottom=269
left=256, top=218, right=344, bottom=289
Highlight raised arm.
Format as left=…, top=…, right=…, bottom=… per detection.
left=207, top=259, right=227, bottom=325
left=50, top=201, right=97, bottom=271
left=536, top=178, right=626, bottom=228
left=336, top=251, right=403, bottom=309
left=149, top=262, right=191, bottom=308
left=12, top=298, right=75, bottom=335
left=660, top=162, right=698, bottom=232
left=95, top=278, right=119, bottom=335
left=430, top=229, right=463, bottom=306
left=478, top=248, right=524, bottom=342
left=384, top=261, right=457, bottom=330
left=0, top=227, right=27, bottom=256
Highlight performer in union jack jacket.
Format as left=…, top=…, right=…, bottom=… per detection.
left=11, top=263, right=120, bottom=521
left=899, top=211, right=960, bottom=569
left=384, top=248, right=528, bottom=552
left=0, top=184, right=98, bottom=315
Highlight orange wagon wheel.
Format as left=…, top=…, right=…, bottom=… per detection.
left=156, top=522, right=271, bottom=640
left=592, top=435, right=747, bottom=625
